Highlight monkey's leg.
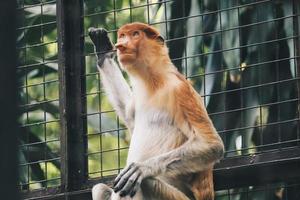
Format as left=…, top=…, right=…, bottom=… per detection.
left=142, top=178, right=191, bottom=200
left=92, top=183, right=143, bottom=200
left=92, top=178, right=190, bottom=199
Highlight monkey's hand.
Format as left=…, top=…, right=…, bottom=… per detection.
left=113, top=162, right=157, bottom=198
left=88, top=27, right=115, bottom=67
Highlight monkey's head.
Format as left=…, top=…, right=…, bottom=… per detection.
left=115, top=22, right=167, bottom=70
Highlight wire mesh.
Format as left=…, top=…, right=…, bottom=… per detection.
left=83, top=0, right=300, bottom=179
left=17, top=0, right=60, bottom=191
left=215, top=182, right=300, bottom=200
left=83, top=0, right=171, bottom=180
left=17, top=0, right=300, bottom=199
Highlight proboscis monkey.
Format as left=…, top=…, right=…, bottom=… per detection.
left=88, top=22, right=224, bottom=200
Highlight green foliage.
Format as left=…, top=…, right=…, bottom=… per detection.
left=163, top=0, right=298, bottom=199
left=18, top=0, right=298, bottom=198
left=166, top=0, right=297, bottom=156
left=83, top=0, right=150, bottom=180
left=17, top=0, right=61, bottom=190
left=17, top=0, right=150, bottom=190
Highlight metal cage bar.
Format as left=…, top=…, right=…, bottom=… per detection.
left=19, top=0, right=300, bottom=199
left=0, top=0, right=19, bottom=200
left=57, top=0, right=87, bottom=193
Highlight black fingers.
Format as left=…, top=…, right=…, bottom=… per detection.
left=88, top=27, right=114, bottom=58
left=129, top=176, right=143, bottom=197
left=118, top=174, right=141, bottom=197
left=113, top=164, right=137, bottom=192
left=119, top=177, right=137, bottom=197
left=113, top=163, right=142, bottom=198
left=113, top=163, right=135, bottom=188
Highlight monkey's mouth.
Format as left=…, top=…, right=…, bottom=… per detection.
left=118, top=51, right=136, bottom=57
left=119, top=52, right=133, bottom=55
left=117, top=48, right=137, bottom=55
left=118, top=52, right=136, bottom=64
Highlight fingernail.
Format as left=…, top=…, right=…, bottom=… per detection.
left=120, top=191, right=126, bottom=197
left=130, top=191, right=136, bottom=197
left=113, top=179, right=119, bottom=186
left=113, top=187, right=119, bottom=193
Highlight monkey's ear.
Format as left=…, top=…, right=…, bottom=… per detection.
left=144, top=27, right=159, bottom=38
left=143, top=27, right=164, bottom=44
left=156, top=35, right=165, bottom=44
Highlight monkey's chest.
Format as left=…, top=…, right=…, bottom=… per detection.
left=126, top=109, right=181, bottom=164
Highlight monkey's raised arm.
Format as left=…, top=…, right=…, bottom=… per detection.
left=88, top=28, right=134, bottom=132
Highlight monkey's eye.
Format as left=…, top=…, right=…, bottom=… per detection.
left=132, top=31, right=140, bottom=37
left=119, top=33, right=125, bottom=39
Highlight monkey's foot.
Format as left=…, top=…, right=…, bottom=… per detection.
left=92, top=183, right=112, bottom=200
left=88, top=27, right=115, bottom=67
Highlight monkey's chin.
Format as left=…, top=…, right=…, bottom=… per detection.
left=118, top=54, right=136, bottom=67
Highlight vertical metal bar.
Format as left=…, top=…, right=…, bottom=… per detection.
left=293, top=0, right=300, bottom=143
left=57, top=0, right=87, bottom=193
left=146, top=0, right=150, bottom=24
left=0, top=0, right=19, bottom=199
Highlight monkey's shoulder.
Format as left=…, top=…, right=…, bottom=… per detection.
left=141, top=71, right=208, bottom=132
left=151, top=73, right=213, bottom=133
left=150, top=73, right=204, bottom=112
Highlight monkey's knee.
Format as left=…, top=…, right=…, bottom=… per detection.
left=92, top=183, right=112, bottom=200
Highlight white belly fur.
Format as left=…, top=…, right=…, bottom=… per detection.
left=126, top=108, right=180, bottom=164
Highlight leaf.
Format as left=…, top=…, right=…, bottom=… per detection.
left=167, top=0, right=191, bottom=72
left=201, top=35, right=222, bottom=106
left=18, top=145, right=29, bottom=185
left=240, top=2, right=298, bottom=149
left=19, top=130, right=60, bottom=169
left=218, top=1, right=242, bottom=79
left=282, top=1, right=296, bottom=78
left=20, top=101, right=59, bottom=118
left=185, top=0, right=203, bottom=77
left=149, top=0, right=164, bottom=19
left=24, top=4, right=56, bottom=19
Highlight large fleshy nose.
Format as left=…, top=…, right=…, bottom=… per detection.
left=115, top=41, right=127, bottom=52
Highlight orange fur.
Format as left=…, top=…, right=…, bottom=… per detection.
left=117, top=22, right=219, bottom=200
left=152, top=72, right=217, bottom=200
left=168, top=74, right=217, bottom=200
left=118, top=22, right=161, bottom=41
left=116, top=23, right=171, bottom=94
left=174, top=75, right=218, bottom=138
left=191, top=169, right=215, bottom=200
